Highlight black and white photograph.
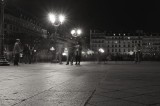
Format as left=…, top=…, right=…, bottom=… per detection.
left=0, top=0, right=160, bottom=106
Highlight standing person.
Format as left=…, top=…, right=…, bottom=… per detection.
left=56, top=43, right=64, bottom=64
left=29, top=46, right=34, bottom=64
left=32, top=48, right=37, bottom=63
left=134, top=44, right=141, bottom=63
left=75, top=43, right=82, bottom=65
left=13, top=39, right=22, bottom=66
left=23, top=44, right=30, bottom=64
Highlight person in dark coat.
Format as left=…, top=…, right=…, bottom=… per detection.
left=56, top=43, right=64, bottom=64
left=13, top=39, right=22, bottom=66
left=75, top=44, right=82, bottom=65
left=23, top=44, right=30, bottom=64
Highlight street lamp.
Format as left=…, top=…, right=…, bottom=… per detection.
left=48, top=13, right=65, bottom=39
left=71, top=28, right=82, bottom=37
left=0, top=0, right=9, bottom=66
left=48, top=13, right=65, bottom=26
left=70, top=28, right=82, bottom=65
left=48, top=13, right=66, bottom=63
left=99, top=48, right=105, bottom=53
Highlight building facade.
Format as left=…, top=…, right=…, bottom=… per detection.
left=90, top=30, right=143, bottom=55
left=90, top=30, right=160, bottom=60
left=4, top=6, right=48, bottom=51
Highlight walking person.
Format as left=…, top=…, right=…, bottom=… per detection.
left=75, top=43, right=82, bottom=65
left=13, top=39, right=22, bottom=66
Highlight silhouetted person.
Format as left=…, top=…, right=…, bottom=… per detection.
left=135, top=44, right=141, bottom=63
left=75, top=44, right=82, bottom=65
left=13, top=39, right=21, bottom=66
left=23, top=44, right=30, bottom=64
left=56, top=43, right=64, bottom=64
left=29, top=46, right=36, bottom=64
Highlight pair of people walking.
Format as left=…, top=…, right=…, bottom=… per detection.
left=66, top=42, right=82, bottom=65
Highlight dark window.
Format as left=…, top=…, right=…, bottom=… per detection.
left=10, top=25, right=12, bottom=30
left=4, top=31, right=7, bottom=34
left=4, top=24, right=7, bottom=29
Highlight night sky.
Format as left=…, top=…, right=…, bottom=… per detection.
left=9, top=0, right=160, bottom=32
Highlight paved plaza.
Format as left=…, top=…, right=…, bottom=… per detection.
left=0, top=62, right=160, bottom=106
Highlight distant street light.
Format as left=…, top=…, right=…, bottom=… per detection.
left=48, top=13, right=66, bottom=63
left=87, top=49, right=94, bottom=55
left=0, top=0, right=9, bottom=66
left=62, top=48, right=68, bottom=56
left=71, top=28, right=82, bottom=37
left=50, top=46, right=55, bottom=62
left=99, top=48, right=105, bottom=53
left=50, top=47, right=55, bottom=51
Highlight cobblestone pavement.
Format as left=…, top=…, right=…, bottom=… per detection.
left=0, top=62, right=160, bottom=106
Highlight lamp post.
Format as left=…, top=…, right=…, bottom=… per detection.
left=71, top=28, right=82, bottom=44
left=48, top=13, right=65, bottom=36
left=70, top=28, right=82, bottom=65
left=48, top=13, right=65, bottom=63
left=70, top=28, right=82, bottom=50
left=0, top=0, right=9, bottom=66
